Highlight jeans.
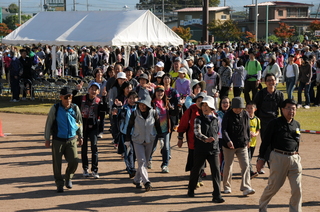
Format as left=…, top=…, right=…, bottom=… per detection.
left=150, top=132, right=171, bottom=168
left=82, top=128, right=98, bottom=172
left=285, top=77, right=296, bottom=100
left=120, top=133, right=136, bottom=174
left=297, top=81, right=311, bottom=105
left=98, top=111, right=106, bottom=134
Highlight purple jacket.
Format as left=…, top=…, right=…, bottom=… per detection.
left=175, top=78, right=191, bottom=96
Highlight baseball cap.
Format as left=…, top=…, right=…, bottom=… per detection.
left=60, top=87, right=72, bottom=95
left=117, top=72, right=127, bottom=79
left=156, top=61, right=164, bottom=68
left=185, top=56, right=194, bottom=61
left=89, top=82, right=100, bottom=89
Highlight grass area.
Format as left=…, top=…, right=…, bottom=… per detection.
left=0, top=84, right=319, bottom=130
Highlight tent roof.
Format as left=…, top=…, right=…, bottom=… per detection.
left=3, top=10, right=183, bottom=47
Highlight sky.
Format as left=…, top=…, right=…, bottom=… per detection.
left=0, top=0, right=317, bottom=14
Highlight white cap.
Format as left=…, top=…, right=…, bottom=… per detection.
left=156, top=61, right=164, bottom=68
left=178, top=67, right=188, bottom=74
left=206, top=63, right=214, bottom=68
left=155, top=71, right=165, bottom=78
left=244, top=48, right=248, bottom=52
left=201, top=96, right=216, bottom=110
left=293, top=44, right=299, bottom=48
left=116, top=72, right=127, bottom=79
left=264, top=44, right=270, bottom=48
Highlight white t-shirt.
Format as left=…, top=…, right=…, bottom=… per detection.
left=286, top=64, right=295, bottom=78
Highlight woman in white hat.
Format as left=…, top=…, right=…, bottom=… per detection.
left=187, top=96, right=225, bottom=203
left=185, top=79, right=206, bottom=109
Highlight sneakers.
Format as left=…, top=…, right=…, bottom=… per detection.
left=133, top=181, right=142, bottom=189
left=161, top=166, right=169, bottom=173
left=250, top=171, right=259, bottom=179
left=97, top=133, right=103, bottom=138
left=144, top=182, right=152, bottom=191
left=65, top=180, right=72, bottom=189
left=258, top=170, right=265, bottom=174
left=129, top=171, right=136, bottom=179
left=147, top=161, right=152, bottom=169
left=243, top=188, right=255, bottom=196
left=212, top=197, right=225, bottom=203
left=83, top=169, right=90, bottom=177
left=21, top=97, right=27, bottom=101
left=221, top=189, right=231, bottom=194
left=297, top=104, right=302, bottom=109
left=10, top=99, right=20, bottom=102
left=92, top=171, right=100, bottom=179
left=304, top=105, right=310, bottom=109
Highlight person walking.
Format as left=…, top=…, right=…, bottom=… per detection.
left=44, top=87, right=83, bottom=192
left=257, top=99, right=302, bottom=212
left=282, top=54, right=299, bottom=100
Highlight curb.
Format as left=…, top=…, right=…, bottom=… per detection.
left=300, top=129, right=320, bottom=134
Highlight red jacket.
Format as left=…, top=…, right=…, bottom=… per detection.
left=177, top=103, right=200, bottom=150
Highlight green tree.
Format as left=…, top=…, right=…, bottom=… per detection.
left=208, top=19, right=242, bottom=41
left=172, top=26, right=192, bottom=42
left=3, top=14, right=32, bottom=30
left=8, top=3, right=19, bottom=13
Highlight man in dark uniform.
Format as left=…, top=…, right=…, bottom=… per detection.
left=257, top=99, right=302, bottom=212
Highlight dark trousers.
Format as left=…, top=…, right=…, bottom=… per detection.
left=10, top=77, right=20, bottom=100
left=244, top=80, right=258, bottom=104
left=52, top=138, right=78, bottom=187
left=120, top=133, right=136, bottom=173
left=98, top=111, right=106, bottom=134
left=69, top=65, right=78, bottom=77
left=22, top=79, right=34, bottom=98
left=298, top=81, right=311, bottom=105
left=233, top=87, right=243, bottom=97
left=82, top=128, right=98, bottom=172
left=220, top=86, right=230, bottom=98
left=315, top=85, right=320, bottom=105
left=188, top=150, right=222, bottom=199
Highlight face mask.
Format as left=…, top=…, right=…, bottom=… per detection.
left=8, top=54, right=10, bottom=57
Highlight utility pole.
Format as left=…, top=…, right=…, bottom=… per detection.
left=18, top=0, right=21, bottom=25
left=224, top=0, right=226, bottom=7
left=202, top=0, right=209, bottom=43
left=162, top=0, right=164, bottom=22
left=64, top=0, right=66, bottom=11
left=86, top=0, right=89, bottom=11
left=265, top=4, right=269, bottom=43
left=73, top=0, right=76, bottom=11
left=254, top=0, right=258, bottom=41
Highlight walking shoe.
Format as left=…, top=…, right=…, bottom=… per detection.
left=243, top=189, right=255, bottom=196
left=21, top=97, right=27, bottom=101
left=258, top=170, right=265, bottom=174
left=144, top=182, right=152, bottom=191
left=198, top=182, right=204, bottom=187
left=304, top=105, right=310, bottom=109
left=221, top=189, right=231, bottom=194
left=31, top=97, right=35, bottom=101
left=147, top=161, right=152, bottom=169
left=129, top=171, right=136, bottom=179
left=161, top=166, right=169, bottom=173
left=212, top=197, right=225, bottom=203
left=97, top=133, right=103, bottom=138
left=92, top=171, right=100, bottom=179
left=250, top=171, right=259, bottom=179
left=83, top=169, right=90, bottom=177
left=57, top=186, right=64, bottom=193
left=65, top=180, right=72, bottom=189
left=297, top=104, right=302, bottom=109
left=133, top=181, right=142, bottom=189
left=187, top=189, right=195, bottom=197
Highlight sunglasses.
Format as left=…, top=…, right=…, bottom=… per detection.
left=63, top=94, right=73, bottom=100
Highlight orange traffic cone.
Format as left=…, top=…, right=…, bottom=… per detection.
left=0, top=120, right=5, bottom=137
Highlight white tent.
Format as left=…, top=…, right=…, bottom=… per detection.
left=2, top=10, right=183, bottom=47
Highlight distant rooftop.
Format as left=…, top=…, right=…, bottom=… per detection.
left=174, top=6, right=230, bottom=12
left=244, top=1, right=313, bottom=7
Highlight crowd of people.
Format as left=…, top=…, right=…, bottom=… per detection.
left=1, top=40, right=314, bottom=211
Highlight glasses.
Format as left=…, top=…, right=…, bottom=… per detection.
left=63, top=94, right=73, bottom=100
left=284, top=107, right=296, bottom=111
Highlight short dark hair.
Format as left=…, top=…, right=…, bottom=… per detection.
left=127, top=91, right=138, bottom=99
left=265, top=73, right=276, bottom=81
left=246, top=101, right=256, bottom=108
left=280, top=99, right=297, bottom=108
